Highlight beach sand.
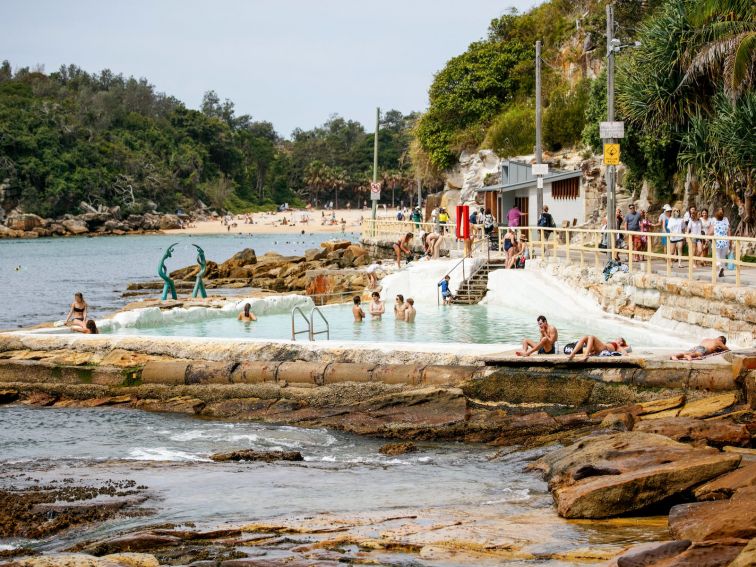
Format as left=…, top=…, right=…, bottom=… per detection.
left=164, top=208, right=384, bottom=236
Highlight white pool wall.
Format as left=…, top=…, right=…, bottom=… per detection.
left=379, top=257, right=484, bottom=306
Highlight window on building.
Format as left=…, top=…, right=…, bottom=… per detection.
left=552, top=177, right=580, bottom=200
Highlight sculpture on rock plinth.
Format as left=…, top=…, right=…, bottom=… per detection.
left=192, top=244, right=207, bottom=298
left=158, top=243, right=178, bottom=300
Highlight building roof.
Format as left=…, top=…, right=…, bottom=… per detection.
left=478, top=159, right=582, bottom=193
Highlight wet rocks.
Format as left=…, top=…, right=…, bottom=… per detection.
left=668, top=485, right=756, bottom=542
left=379, top=442, right=417, bottom=456
left=534, top=432, right=742, bottom=518
left=5, top=553, right=159, bottom=567
left=210, top=450, right=304, bottom=463
left=0, top=389, right=18, bottom=404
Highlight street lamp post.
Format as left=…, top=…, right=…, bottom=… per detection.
left=606, top=4, right=617, bottom=231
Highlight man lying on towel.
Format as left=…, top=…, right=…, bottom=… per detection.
left=670, top=336, right=729, bottom=361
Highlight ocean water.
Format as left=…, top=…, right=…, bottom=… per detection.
left=0, top=232, right=356, bottom=329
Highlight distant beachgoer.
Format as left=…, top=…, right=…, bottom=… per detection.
left=369, top=291, right=385, bottom=319
left=700, top=208, right=712, bottom=257
left=425, top=232, right=442, bottom=259
left=365, top=260, right=382, bottom=289
left=65, top=293, right=88, bottom=329
left=483, top=208, right=496, bottom=236
left=394, top=294, right=406, bottom=319
left=403, top=298, right=416, bottom=322
left=438, top=275, right=452, bottom=305
left=238, top=303, right=257, bottom=322
left=670, top=336, right=729, bottom=361
left=352, top=296, right=365, bottom=322
left=392, top=232, right=413, bottom=268
left=72, top=319, right=98, bottom=334
left=668, top=208, right=685, bottom=266
left=568, top=336, right=630, bottom=361
left=503, top=228, right=517, bottom=267
left=516, top=315, right=558, bottom=356
left=712, top=208, right=731, bottom=278
left=507, top=205, right=522, bottom=228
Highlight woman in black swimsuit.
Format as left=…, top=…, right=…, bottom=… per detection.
left=392, top=232, right=413, bottom=268
left=65, top=292, right=88, bottom=329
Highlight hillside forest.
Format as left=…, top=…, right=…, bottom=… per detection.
left=0, top=0, right=753, bottom=233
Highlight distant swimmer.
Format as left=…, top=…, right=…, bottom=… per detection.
left=238, top=303, right=257, bottom=322
left=352, top=296, right=365, bottom=322
left=71, top=319, right=98, bottom=334
left=568, top=336, right=630, bottom=362
left=369, top=291, right=385, bottom=319
left=15, top=266, right=21, bottom=271
left=670, top=337, right=728, bottom=361
left=516, top=315, right=558, bottom=356
left=403, top=298, right=416, bottom=322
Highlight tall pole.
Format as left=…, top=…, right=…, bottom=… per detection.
left=606, top=4, right=616, bottom=231
left=535, top=40, right=543, bottom=223
left=417, top=178, right=421, bottom=209
left=371, top=107, right=380, bottom=220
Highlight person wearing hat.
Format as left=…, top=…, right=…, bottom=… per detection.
left=656, top=204, right=673, bottom=249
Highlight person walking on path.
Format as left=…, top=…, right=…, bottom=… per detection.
left=516, top=315, right=558, bottom=356
left=667, top=208, right=685, bottom=267
left=711, top=208, right=731, bottom=278
left=624, top=204, right=642, bottom=261
left=537, top=206, right=556, bottom=240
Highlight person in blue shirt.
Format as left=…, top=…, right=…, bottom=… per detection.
left=438, top=275, right=452, bottom=304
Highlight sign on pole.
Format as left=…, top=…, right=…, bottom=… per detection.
left=370, top=181, right=381, bottom=201
left=600, top=121, right=625, bottom=139
left=531, top=164, right=548, bottom=176
left=604, top=143, right=621, bottom=165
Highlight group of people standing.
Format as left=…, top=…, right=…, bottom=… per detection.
left=614, top=203, right=732, bottom=277
left=352, top=291, right=416, bottom=322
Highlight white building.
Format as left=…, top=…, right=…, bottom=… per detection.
left=477, top=160, right=585, bottom=227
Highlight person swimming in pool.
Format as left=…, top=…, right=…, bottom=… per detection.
left=71, top=319, right=98, bottom=334
left=670, top=337, right=728, bottom=361
left=516, top=315, right=558, bottom=356
left=394, top=294, right=407, bottom=319
left=64, top=292, right=88, bottom=329
left=352, top=296, right=365, bottom=322
left=369, top=291, right=385, bottom=319
left=237, top=303, right=257, bottom=322
left=403, top=298, right=416, bottom=322
left=568, top=336, right=630, bottom=362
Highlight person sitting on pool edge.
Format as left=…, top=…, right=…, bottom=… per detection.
left=567, top=336, right=630, bottom=362
left=670, top=337, right=728, bottom=361
left=438, top=275, right=452, bottom=304
left=71, top=319, right=98, bottom=334
left=352, top=296, right=365, bottom=322
left=238, top=303, right=257, bottom=322
left=369, top=291, right=385, bottom=319
left=516, top=315, right=558, bottom=356
left=403, top=298, right=416, bottom=322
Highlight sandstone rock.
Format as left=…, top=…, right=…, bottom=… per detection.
left=600, top=411, right=635, bottom=431
left=677, top=392, right=738, bottom=419
left=62, top=219, right=89, bottom=235
left=729, top=538, right=756, bottom=567
left=5, top=553, right=122, bottom=567
left=694, top=462, right=756, bottom=500
left=462, top=370, right=595, bottom=405
left=133, top=396, right=204, bottom=414
left=100, top=553, right=159, bottom=567
left=5, top=213, right=44, bottom=232
left=77, top=532, right=183, bottom=555
left=609, top=540, right=691, bottom=567
left=379, top=442, right=417, bottom=456
left=0, top=389, right=19, bottom=404
left=612, top=542, right=745, bottom=567
left=634, top=416, right=751, bottom=447
left=320, top=239, right=351, bottom=252
left=210, top=449, right=303, bottom=462
left=536, top=432, right=742, bottom=518
left=21, top=392, right=57, bottom=406
left=669, top=486, right=756, bottom=542
left=158, top=214, right=181, bottom=230
left=638, top=395, right=686, bottom=415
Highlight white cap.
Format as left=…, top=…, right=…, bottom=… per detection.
left=662, top=204, right=672, bottom=211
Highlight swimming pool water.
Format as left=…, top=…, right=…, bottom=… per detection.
left=104, top=301, right=687, bottom=349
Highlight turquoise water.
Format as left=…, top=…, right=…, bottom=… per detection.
left=104, top=302, right=685, bottom=348
left=0, top=232, right=356, bottom=329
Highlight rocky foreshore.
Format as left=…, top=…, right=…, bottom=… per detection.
left=0, top=208, right=186, bottom=239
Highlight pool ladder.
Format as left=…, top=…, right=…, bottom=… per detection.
left=291, top=306, right=330, bottom=341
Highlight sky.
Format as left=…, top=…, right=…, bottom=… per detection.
left=2, top=0, right=539, bottom=137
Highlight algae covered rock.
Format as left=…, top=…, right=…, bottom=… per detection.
left=210, top=449, right=303, bottom=462
left=379, top=442, right=417, bottom=456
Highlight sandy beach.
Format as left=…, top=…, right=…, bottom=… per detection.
left=164, top=208, right=381, bottom=236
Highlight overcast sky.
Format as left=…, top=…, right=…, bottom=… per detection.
left=3, top=0, right=539, bottom=137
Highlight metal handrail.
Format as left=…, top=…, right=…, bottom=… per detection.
left=436, top=236, right=491, bottom=305
left=309, top=307, right=330, bottom=341
left=291, top=306, right=311, bottom=341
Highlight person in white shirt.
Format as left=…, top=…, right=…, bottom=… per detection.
left=365, top=260, right=382, bottom=289
left=686, top=210, right=704, bottom=266
left=667, top=208, right=685, bottom=267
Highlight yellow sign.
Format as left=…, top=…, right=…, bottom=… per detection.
left=604, top=143, right=620, bottom=165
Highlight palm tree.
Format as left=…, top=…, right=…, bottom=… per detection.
left=681, top=0, right=755, bottom=101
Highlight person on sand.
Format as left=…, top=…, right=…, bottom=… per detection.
left=516, top=315, right=558, bottom=356
left=438, top=275, right=452, bottom=304
left=352, top=296, right=365, bottom=322
left=64, top=292, right=88, bottom=329
left=365, top=260, right=382, bottom=289
left=369, top=291, right=385, bottom=319
left=568, top=336, right=630, bottom=361
left=394, top=294, right=406, bottom=319
left=403, top=298, right=416, bottom=322
left=237, top=303, right=257, bottom=322
left=392, top=232, right=413, bottom=268
left=670, top=337, right=729, bottom=361
left=71, top=319, right=98, bottom=334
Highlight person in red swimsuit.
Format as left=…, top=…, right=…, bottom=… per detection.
left=567, top=336, right=629, bottom=362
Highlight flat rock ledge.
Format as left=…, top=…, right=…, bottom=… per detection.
left=210, top=449, right=303, bottom=462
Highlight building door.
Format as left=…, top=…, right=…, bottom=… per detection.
left=484, top=192, right=497, bottom=221
left=515, top=196, right=529, bottom=226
